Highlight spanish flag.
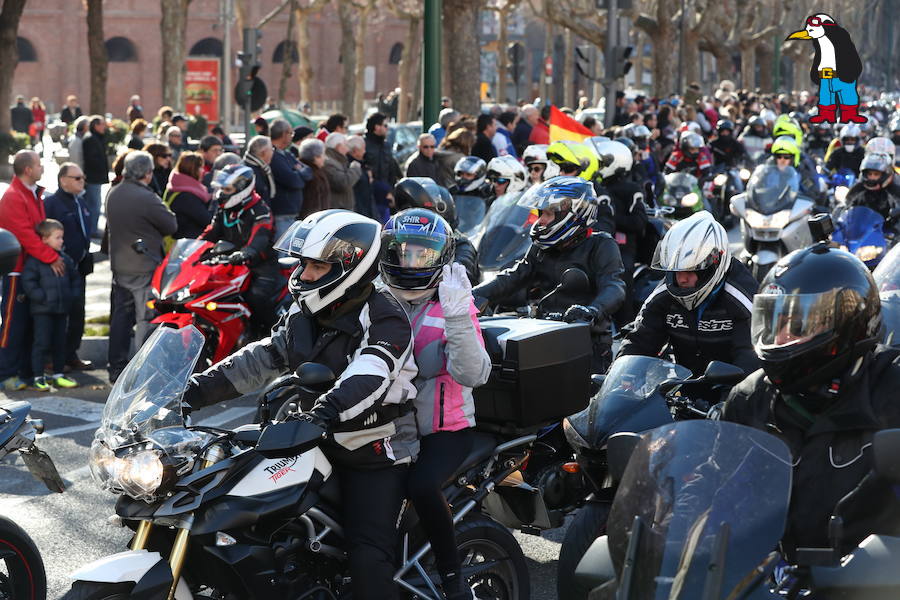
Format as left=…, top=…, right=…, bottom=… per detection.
left=549, top=105, right=594, bottom=143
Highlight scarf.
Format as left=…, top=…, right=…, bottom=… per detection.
left=167, top=171, right=211, bottom=204
left=244, top=152, right=276, bottom=197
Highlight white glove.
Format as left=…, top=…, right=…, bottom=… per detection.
left=439, top=263, right=473, bottom=318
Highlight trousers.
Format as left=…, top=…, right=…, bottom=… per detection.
left=0, top=275, right=33, bottom=380
left=108, top=271, right=155, bottom=375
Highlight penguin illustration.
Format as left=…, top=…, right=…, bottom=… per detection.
left=786, top=13, right=864, bottom=124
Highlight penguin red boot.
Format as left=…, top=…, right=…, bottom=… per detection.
left=839, top=104, right=867, bottom=123
left=809, top=104, right=837, bottom=123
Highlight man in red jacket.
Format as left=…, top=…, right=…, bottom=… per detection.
left=0, top=151, right=63, bottom=390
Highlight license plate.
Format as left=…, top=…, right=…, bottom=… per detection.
left=20, top=447, right=65, bottom=493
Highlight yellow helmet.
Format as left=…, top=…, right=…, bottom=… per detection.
left=546, top=140, right=599, bottom=181
left=773, top=116, right=803, bottom=147
left=771, top=135, right=801, bottom=167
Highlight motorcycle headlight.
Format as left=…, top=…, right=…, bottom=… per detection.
left=90, top=440, right=170, bottom=502
left=739, top=168, right=751, bottom=181
left=681, top=192, right=700, bottom=207
left=745, top=209, right=790, bottom=229
left=562, top=417, right=590, bottom=451
left=856, top=245, right=884, bottom=262
left=713, top=174, right=727, bottom=186
left=835, top=186, right=849, bottom=203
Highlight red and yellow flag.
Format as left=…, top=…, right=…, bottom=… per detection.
left=549, top=105, right=594, bottom=143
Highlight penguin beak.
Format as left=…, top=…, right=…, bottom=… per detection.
left=786, top=29, right=813, bottom=40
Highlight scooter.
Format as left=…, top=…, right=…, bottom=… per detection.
left=0, top=400, right=66, bottom=600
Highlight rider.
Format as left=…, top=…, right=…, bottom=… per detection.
left=843, top=152, right=900, bottom=225
left=485, top=155, right=529, bottom=198
left=617, top=210, right=759, bottom=380
left=772, top=118, right=827, bottom=202
left=768, top=135, right=823, bottom=202
left=546, top=140, right=614, bottom=233
left=738, top=116, right=772, bottom=162
left=722, top=243, right=900, bottom=557
left=623, top=123, right=664, bottom=201
left=449, top=156, right=492, bottom=200
left=522, top=144, right=561, bottom=186
left=826, top=124, right=865, bottom=175
left=664, top=132, right=712, bottom=180
left=710, top=119, right=747, bottom=167
left=183, top=210, right=419, bottom=600
left=393, top=177, right=480, bottom=285
left=378, top=208, right=490, bottom=600
left=805, top=121, right=833, bottom=158
left=201, top=164, right=280, bottom=333
left=472, top=176, right=625, bottom=373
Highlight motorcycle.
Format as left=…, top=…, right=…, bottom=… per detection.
left=709, top=165, right=747, bottom=226
left=0, top=400, right=66, bottom=600
left=730, top=164, right=815, bottom=281
left=874, top=243, right=900, bottom=345
left=631, top=206, right=675, bottom=316
left=832, top=205, right=895, bottom=268
left=471, top=192, right=533, bottom=280
left=826, top=167, right=857, bottom=208
left=145, top=238, right=294, bottom=367
left=657, top=172, right=705, bottom=220
left=555, top=356, right=745, bottom=600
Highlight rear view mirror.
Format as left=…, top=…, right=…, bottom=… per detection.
left=873, top=429, right=900, bottom=483
left=702, top=361, right=745, bottom=385
left=560, top=268, right=590, bottom=295
left=296, top=362, right=336, bottom=389
left=607, top=432, right=642, bottom=484
left=211, top=240, right=237, bottom=256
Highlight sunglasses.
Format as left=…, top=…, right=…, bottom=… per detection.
left=774, top=154, right=793, bottom=160
left=420, top=145, right=436, bottom=149
left=64, top=175, right=84, bottom=181
left=527, top=165, right=545, bottom=172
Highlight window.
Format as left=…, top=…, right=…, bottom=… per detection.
left=388, top=42, right=403, bottom=65
left=106, top=37, right=138, bottom=62
left=16, top=37, right=37, bottom=62
left=273, top=40, right=299, bottom=64
left=189, top=37, right=223, bottom=57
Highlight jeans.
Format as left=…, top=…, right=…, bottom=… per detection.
left=273, top=214, right=297, bottom=243
left=0, top=275, right=33, bottom=380
left=108, top=272, right=155, bottom=375
left=83, top=183, right=103, bottom=238
left=66, top=275, right=86, bottom=362
left=339, top=464, right=409, bottom=600
left=818, top=77, right=860, bottom=106
left=31, top=313, right=67, bottom=376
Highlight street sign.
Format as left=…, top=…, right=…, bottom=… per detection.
left=544, top=56, right=553, bottom=77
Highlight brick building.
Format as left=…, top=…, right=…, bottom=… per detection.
left=13, top=0, right=408, bottom=121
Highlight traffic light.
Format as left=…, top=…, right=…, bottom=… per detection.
left=575, top=45, right=592, bottom=79
left=610, top=45, right=633, bottom=79
left=235, top=28, right=265, bottom=110
left=507, top=42, right=525, bottom=83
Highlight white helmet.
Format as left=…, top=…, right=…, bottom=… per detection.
left=453, top=156, right=487, bottom=193
left=211, top=164, right=256, bottom=210
left=274, top=210, right=381, bottom=316
left=652, top=210, right=730, bottom=311
left=591, top=139, right=633, bottom=180
left=840, top=124, right=862, bottom=152
left=521, top=144, right=560, bottom=180
left=865, top=136, right=896, bottom=160
left=486, top=155, right=529, bottom=193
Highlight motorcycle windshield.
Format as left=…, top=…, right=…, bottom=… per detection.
left=569, top=356, right=690, bottom=447
left=97, top=325, right=206, bottom=449
left=607, top=420, right=792, bottom=600
left=455, top=194, right=487, bottom=238
left=836, top=206, right=885, bottom=244
left=161, top=238, right=206, bottom=297
left=477, top=193, right=534, bottom=270
left=746, top=165, right=799, bottom=214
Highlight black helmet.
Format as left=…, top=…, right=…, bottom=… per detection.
left=716, top=119, right=734, bottom=134
left=393, top=177, right=458, bottom=228
left=379, top=208, right=455, bottom=291
left=0, top=228, right=20, bottom=276
left=753, top=244, right=881, bottom=395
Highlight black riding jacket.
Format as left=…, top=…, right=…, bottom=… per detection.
left=826, top=146, right=865, bottom=175
left=710, top=136, right=746, bottom=167
left=723, top=346, right=900, bottom=558
left=845, top=179, right=900, bottom=223
left=617, top=257, right=760, bottom=376
left=455, top=233, right=480, bottom=286
left=200, top=193, right=275, bottom=273
left=601, top=176, right=648, bottom=260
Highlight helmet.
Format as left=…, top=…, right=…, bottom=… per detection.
left=748, top=116, right=767, bottom=135
left=865, top=136, right=896, bottom=160
left=860, top=152, right=893, bottom=190
left=652, top=210, right=729, bottom=311
left=622, top=124, right=651, bottom=149
left=676, top=122, right=701, bottom=144
left=211, top=164, right=256, bottom=209
left=839, top=124, right=862, bottom=152
left=679, top=132, right=704, bottom=159
left=716, top=119, right=735, bottom=134
left=521, top=144, right=561, bottom=180
left=379, top=208, right=455, bottom=292
left=772, top=118, right=803, bottom=147
left=546, top=140, right=598, bottom=180
left=0, top=228, right=20, bottom=276
left=393, top=177, right=458, bottom=228
left=517, top=176, right=598, bottom=250
left=486, top=155, right=529, bottom=194
left=770, top=136, right=801, bottom=167
left=274, top=210, right=381, bottom=316
left=760, top=108, right=776, bottom=125
left=594, top=139, right=634, bottom=180
left=753, top=244, right=881, bottom=395
left=453, top=156, right=487, bottom=193
left=614, top=136, right=638, bottom=158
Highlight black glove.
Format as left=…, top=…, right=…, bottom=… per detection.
left=292, top=411, right=329, bottom=431
left=563, top=304, right=599, bottom=324
left=181, top=379, right=202, bottom=420
left=472, top=295, right=490, bottom=313
left=228, top=250, right=251, bottom=265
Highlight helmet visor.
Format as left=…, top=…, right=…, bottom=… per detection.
left=751, top=291, right=837, bottom=350
left=651, top=241, right=723, bottom=272
left=275, top=219, right=366, bottom=263
left=380, top=231, right=451, bottom=269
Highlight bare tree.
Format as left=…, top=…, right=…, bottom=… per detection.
left=294, top=0, right=329, bottom=111
left=277, top=0, right=297, bottom=105
left=0, top=0, right=27, bottom=168
left=487, top=0, right=522, bottom=105
left=160, top=0, right=193, bottom=109
left=338, top=0, right=356, bottom=116
left=387, top=0, right=423, bottom=122
left=723, top=0, right=785, bottom=90
left=633, top=0, right=676, bottom=97
left=85, top=0, right=107, bottom=115
left=350, top=0, right=378, bottom=121
left=443, top=0, right=483, bottom=115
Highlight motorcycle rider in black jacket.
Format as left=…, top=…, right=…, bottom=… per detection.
left=844, top=152, right=900, bottom=226
left=826, top=124, right=866, bottom=175
left=472, top=176, right=626, bottom=373
left=618, top=210, right=760, bottom=379
left=709, top=119, right=747, bottom=167
left=183, top=210, right=420, bottom=600
left=721, top=242, right=900, bottom=558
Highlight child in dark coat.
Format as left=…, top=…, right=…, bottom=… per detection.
left=21, top=219, right=81, bottom=391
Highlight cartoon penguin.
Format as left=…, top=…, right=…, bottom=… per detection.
left=787, top=13, right=864, bottom=124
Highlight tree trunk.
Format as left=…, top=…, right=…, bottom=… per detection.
left=739, top=43, right=755, bottom=90
left=712, top=47, right=731, bottom=84
left=540, top=4, right=553, bottom=104
left=277, top=0, right=297, bottom=106
left=0, top=0, right=27, bottom=166
left=397, top=16, right=420, bottom=123
left=338, top=0, right=356, bottom=116
left=496, top=9, right=508, bottom=104
left=683, top=30, right=700, bottom=91
left=160, top=0, right=192, bottom=109
left=756, top=43, right=773, bottom=93
left=650, top=1, right=675, bottom=98
left=352, top=3, right=373, bottom=122
left=443, top=0, right=481, bottom=115
left=791, top=53, right=808, bottom=94
left=86, top=0, right=108, bottom=116
left=296, top=7, right=314, bottom=109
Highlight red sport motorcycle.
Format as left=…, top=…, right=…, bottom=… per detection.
left=144, top=238, right=294, bottom=366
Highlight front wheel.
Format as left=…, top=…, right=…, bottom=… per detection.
left=0, top=517, right=46, bottom=600
left=455, top=517, right=530, bottom=600
left=556, top=502, right=612, bottom=600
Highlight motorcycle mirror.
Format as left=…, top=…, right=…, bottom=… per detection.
left=131, top=239, right=148, bottom=255
left=808, top=213, right=835, bottom=243
left=701, top=361, right=745, bottom=385
left=657, top=377, right=688, bottom=395
left=295, top=362, right=336, bottom=388
left=559, top=268, right=590, bottom=295
left=256, top=419, right=325, bottom=459
left=607, top=432, right=642, bottom=484
left=212, top=240, right=237, bottom=256
left=873, top=429, right=900, bottom=483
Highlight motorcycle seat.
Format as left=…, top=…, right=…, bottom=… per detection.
left=445, top=432, right=500, bottom=486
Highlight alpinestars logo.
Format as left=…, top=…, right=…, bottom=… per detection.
left=698, top=319, right=733, bottom=332
left=264, top=456, right=299, bottom=483
left=666, top=314, right=689, bottom=329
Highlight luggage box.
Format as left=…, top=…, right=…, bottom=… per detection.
left=474, top=317, right=592, bottom=433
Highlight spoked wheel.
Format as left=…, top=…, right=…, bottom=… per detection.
left=0, top=518, right=46, bottom=600
left=455, top=518, right=530, bottom=600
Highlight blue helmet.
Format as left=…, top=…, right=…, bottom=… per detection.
left=517, top=176, right=599, bottom=250
left=379, top=208, right=456, bottom=290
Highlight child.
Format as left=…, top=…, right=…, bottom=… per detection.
left=21, top=219, right=81, bottom=391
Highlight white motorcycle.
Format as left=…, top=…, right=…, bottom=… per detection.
left=730, top=163, right=815, bottom=280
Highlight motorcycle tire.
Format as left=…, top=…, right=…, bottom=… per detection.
left=556, top=501, right=612, bottom=600
left=455, top=517, right=531, bottom=600
left=0, top=517, right=46, bottom=600
left=59, top=582, right=134, bottom=600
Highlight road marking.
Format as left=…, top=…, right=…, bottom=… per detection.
left=30, top=396, right=105, bottom=421
left=196, top=406, right=256, bottom=428
left=39, top=422, right=100, bottom=438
